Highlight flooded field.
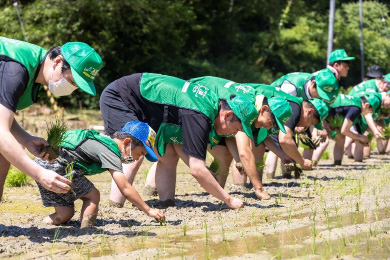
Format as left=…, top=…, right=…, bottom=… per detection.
left=2, top=152, right=390, bottom=259
left=1, top=108, right=390, bottom=259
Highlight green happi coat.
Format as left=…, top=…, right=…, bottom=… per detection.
left=139, top=73, right=219, bottom=156
left=189, top=76, right=302, bottom=146
left=189, top=76, right=258, bottom=146
left=270, top=72, right=312, bottom=100
left=253, top=84, right=303, bottom=145
left=329, top=94, right=367, bottom=132
left=0, top=37, right=47, bottom=110
left=348, top=79, right=379, bottom=97
left=60, top=129, right=121, bottom=175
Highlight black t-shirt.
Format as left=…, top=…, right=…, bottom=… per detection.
left=329, top=106, right=361, bottom=123
left=285, top=101, right=301, bottom=131
left=329, top=106, right=362, bottom=133
left=115, top=74, right=211, bottom=160
left=0, top=60, right=29, bottom=112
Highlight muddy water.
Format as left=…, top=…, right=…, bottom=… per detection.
left=2, top=152, right=390, bottom=259
left=86, top=207, right=390, bottom=259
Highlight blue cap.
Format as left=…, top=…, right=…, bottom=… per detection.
left=121, top=121, right=158, bottom=162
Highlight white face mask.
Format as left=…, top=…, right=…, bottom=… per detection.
left=48, top=68, right=77, bottom=96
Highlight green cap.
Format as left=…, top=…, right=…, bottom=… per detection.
left=227, top=96, right=258, bottom=138
left=384, top=73, right=390, bottom=82
left=62, top=42, right=103, bottom=96
left=268, top=97, right=292, bottom=134
left=328, top=49, right=355, bottom=63
left=314, top=68, right=339, bottom=103
left=308, top=98, right=329, bottom=130
left=365, top=93, right=381, bottom=113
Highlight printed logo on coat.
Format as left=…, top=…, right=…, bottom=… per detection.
left=192, top=84, right=209, bottom=98
left=234, top=84, right=252, bottom=94
left=170, top=137, right=180, bottom=144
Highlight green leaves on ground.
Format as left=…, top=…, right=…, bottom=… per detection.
left=5, top=166, right=30, bottom=187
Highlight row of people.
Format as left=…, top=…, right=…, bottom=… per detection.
left=1, top=36, right=389, bottom=227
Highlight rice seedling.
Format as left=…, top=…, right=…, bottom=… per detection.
left=182, top=220, right=188, bottom=236
left=5, top=166, right=30, bottom=187
left=43, top=118, right=68, bottom=160
left=218, top=215, right=226, bottom=241
left=203, top=220, right=210, bottom=260
left=328, top=115, right=344, bottom=131
left=50, top=228, right=61, bottom=258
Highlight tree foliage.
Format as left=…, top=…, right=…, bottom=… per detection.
left=1, top=0, right=390, bottom=108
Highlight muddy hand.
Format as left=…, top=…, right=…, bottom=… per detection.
left=374, top=131, right=384, bottom=140
left=25, top=136, right=49, bottom=158
left=235, top=162, right=245, bottom=175
left=148, top=208, right=165, bottom=222
left=301, top=159, right=312, bottom=170
left=38, top=169, right=71, bottom=193
left=225, top=196, right=244, bottom=209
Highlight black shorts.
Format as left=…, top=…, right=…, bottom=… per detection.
left=100, top=81, right=138, bottom=137
left=35, top=158, right=94, bottom=208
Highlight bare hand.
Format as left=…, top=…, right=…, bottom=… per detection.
left=319, top=129, right=327, bottom=142
left=374, top=131, right=384, bottom=139
left=147, top=208, right=165, bottom=222
left=25, top=136, right=50, bottom=159
left=294, top=126, right=306, bottom=133
left=254, top=188, right=271, bottom=200
left=359, top=135, right=369, bottom=144
left=301, top=159, right=313, bottom=170
left=225, top=196, right=244, bottom=209
left=312, top=136, right=322, bottom=147
left=38, top=169, right=71, bottom=193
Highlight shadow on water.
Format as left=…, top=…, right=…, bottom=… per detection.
left=0, top=223, right=156, bottom=244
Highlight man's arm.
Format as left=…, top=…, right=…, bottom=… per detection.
left=340, top=118, right=368, bottom=143
left=279, top=126, right=312, bottom=170
left=110, top=169, right=164, bottom=221
left=0, top=104, right=71, bottom=192
left=233, top=131, right=264, bottom=191
left=188, top=155, right=243, bottom=209
left=263, top=136, right=290, bottom=161
left=364, top=113, right=383, bottom=139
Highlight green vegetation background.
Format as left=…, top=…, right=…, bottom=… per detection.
left=1, top=0, right=390, bottom=109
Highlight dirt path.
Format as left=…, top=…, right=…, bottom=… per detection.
left=1, top=152, right=390, bottom=259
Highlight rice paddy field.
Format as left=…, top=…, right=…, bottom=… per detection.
left=1, top=106, right=390, bottom=259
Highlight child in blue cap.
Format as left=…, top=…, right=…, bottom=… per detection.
left=35, top=121, right=164, bottom=228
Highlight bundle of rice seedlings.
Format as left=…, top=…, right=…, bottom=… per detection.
left=209, top=159, right=220, bottom=173
left=380, top=108, right=390, bottom=118
left=297, top=132, right=320, bottom=149
left=294, top=164, right=303, bottom=179
left=255, top=160, right=265, bottom=170
left=42, top=118, right=68, bottom=160
left=383, top=126, right=390, bottom=139
left=327, top=115, right=344, bottom=131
